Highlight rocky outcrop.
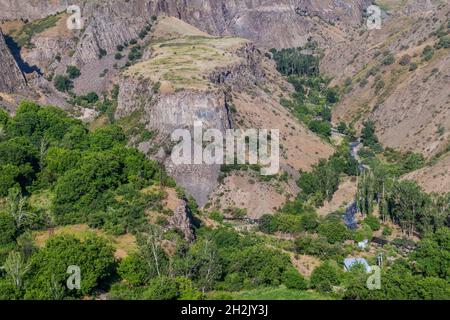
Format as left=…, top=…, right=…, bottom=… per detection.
left=0, top=30, right=27, bottom=93
left=117, top=81, right=232, bottom=206
left=167, top=199, right=195, bottom=242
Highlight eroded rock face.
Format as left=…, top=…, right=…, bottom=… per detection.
left=0, top=30, right=27, bottom=93
left=117, top=83, right=232, bottom=206
left=1, top=0, right=372, bottom=54
left=115, top=34, right=269, bottom=206
left=167, top=199, right=195, bottom=242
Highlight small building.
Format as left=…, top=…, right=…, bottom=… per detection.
left=344, top=257, right=372, bottom=273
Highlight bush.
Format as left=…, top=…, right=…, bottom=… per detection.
left=128, top=46, right=143, bottom=61
left=66, top=65, right=81, bottom=79
left=259, top=213, right=302, bottom=234
left=295, top=236, right=343, bottom=259
left=317, top=222, right=349, bottom=244
left=437, top=35, right=450, bottom=49
left=84, top=92, right=99, bottom=104
left=382, top=54, right=395, bottom=66
left=359, top=78, right=369, bottom=87
left=409, top=62, right=418, bottom=71
left=399, top=55, right=411, bottom=66
left=25, top=235, right=115, bottom=299
left=143, top=276, right=180, bottom=300
left=352, top=223, right=373, bottom=242
left=98, top=48, right=107, bottom=58
left=0, top=212, right=17, bottom=245
left=310, top=262, right=341, bottom=292
left=281, top=268, right=307, bottom=290
left=114, top=53, right=123, bottom=60
left=308, top=120, right=331, bottom=137
left=117, top=253, right=150, bottom=286
left=364, top=215, right=381, bottom=231
left=382, top=226, right=392, bottom=236
left=139, top=30, right=148, bottom=39
left=422, top=45, right=434, bottom=61
left=374, top=79, right=385, bottom=93
left=0, top=279, right=22, bottom=300
left=54, top=75, right=72, bottom=92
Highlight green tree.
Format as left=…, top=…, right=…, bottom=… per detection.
left=281, top=267, right=307, bottom=290
left=411, top=228, right=449, bottom=279
left=117, top=253, right=150, bottom=286
left=0, top=212, right=17, bottom=245
left=143, top=276, right=179, bottom=300
left=317, top=222, right=349, bottom=244
left=310, top=262, right=341, bottom=292
left=25, top=235, right=115, bottom=299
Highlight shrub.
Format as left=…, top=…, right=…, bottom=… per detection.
left=66, top=65, right=81, bottom=79
left=142, top=276, right=180, bottom=300
left=317, top=222, right=349, bottom=244
left=25, top=235, right=115, bottom=299
left=382, top=226, right=392, bottom=236
left=310, top=262, right=341, bottom=292
left=139, top=29, right=148, bottom=39
left=0, top=212, right=17, bottom=245
left=374, top=79, right=385, bottom=93
left=54, top=75, right=72, bottom=92
left=359, top=78, right=369, bottom=87
left=422, top=46, right=434, bottom=61
left=364, top=215, right=381, bottom=231
left=84, top=92, right=99, bottom=104
left=98, top=48, right=107, bottom=58
left=258, top=213, right=302, bottom=234
left=353, top=223, right=373, bottom=242
left=437, top=35, right=450, bottom=49
left=282, top=268, right=307, bottom=290
left=382, top=53, right=395, bottom=65
left=399, top=55, right=411, bottom=66
left=409, top=62, right=418, bottom=71
left=128, top=46, right=143, bottom=61
left=117, top=253, right=150, bottom=286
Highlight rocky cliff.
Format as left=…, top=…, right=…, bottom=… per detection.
left=115, top=17, right=262, bottom=206
left=0, top=30, right=27, bottom=93
left=114, top=16, right=333, bottom=208
left=1, top=0, right=372, bottom=64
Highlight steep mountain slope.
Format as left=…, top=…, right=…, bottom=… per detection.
left=0, top=30, right=26, bottom=93
left=115, top=16, right=333, bottom=209
left=404, top=153, right=450, bottom=193
left=1, top=0, right=371, bottom=74
left=329, top=1, right=450, bottom=159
